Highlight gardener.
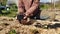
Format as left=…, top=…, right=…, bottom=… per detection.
left=17, top=0, right=41, bottom=24
left=17, top=0, right=49, bottom=24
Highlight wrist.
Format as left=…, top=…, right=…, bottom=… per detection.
left=24, top=13, right=29, bottom=17
left=17, top=11, right=24, bottom=15
left=25, top=13, right=33, bottom=17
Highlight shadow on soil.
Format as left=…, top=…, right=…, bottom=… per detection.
left=47, top=23, right=60, bottom=29
left=34, top=23, right=60, bottom=29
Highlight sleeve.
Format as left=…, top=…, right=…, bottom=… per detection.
left=25, top=0, right=40, bottom=15
left=18, top=0, right=24, bottom=14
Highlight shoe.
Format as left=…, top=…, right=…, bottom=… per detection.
left=40, top=15, right=50, bottom=20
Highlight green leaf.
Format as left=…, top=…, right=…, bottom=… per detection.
left=9, top=29, right=16, bottom=34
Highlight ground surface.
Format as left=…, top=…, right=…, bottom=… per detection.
left=0, top=16, right=60, bottom=34
left=0, top=10, right=60, bottom=34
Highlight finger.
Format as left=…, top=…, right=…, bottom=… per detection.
left=23, top=16, right=27, bottom=19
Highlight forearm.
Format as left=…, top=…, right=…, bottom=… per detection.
left=25, top=0, right=40, bottom=15
left=18, top=7, right=24, bottom=14
left=25, top=4, right=39, bottom=15
left=18, top=0, right=24, bottom=14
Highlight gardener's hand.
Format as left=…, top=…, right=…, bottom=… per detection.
left=23, top=13, right=33, bottom=19
left=23, top=13, right=29, bottom=19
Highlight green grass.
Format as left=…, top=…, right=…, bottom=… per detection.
left=8, top=29, right=16, bottom=34
left=0, top=4, right=17, bottom=17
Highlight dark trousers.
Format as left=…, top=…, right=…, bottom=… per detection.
left=30, top=9, right=41, bottom=20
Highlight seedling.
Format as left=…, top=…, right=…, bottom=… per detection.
left=8, top=29, right=16, bottom=34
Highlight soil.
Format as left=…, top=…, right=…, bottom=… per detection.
left=0, top=10, right=60, bottom=34
left=0, top=16, right=60, bottom=34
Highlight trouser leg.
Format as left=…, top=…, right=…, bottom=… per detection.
left=30, top=10, right=50, bottom=20
left=30, top=10, right=41, bottom=20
